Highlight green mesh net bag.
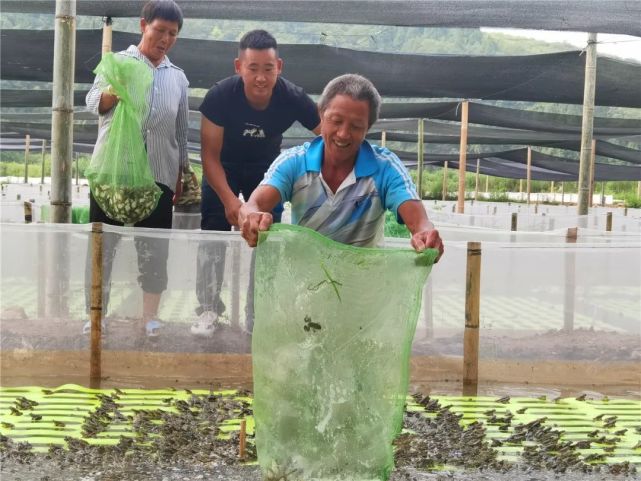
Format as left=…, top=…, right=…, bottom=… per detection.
left=252, top=224, right=438, bottom=481
left=86, top=52, right=161, bottom=225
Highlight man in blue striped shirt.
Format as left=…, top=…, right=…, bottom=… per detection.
left=239, top=74, right=444, bottom=259
left=84, top=0, right=189, bottom=337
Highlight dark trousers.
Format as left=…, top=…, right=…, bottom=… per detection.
left=197, top=163, right=282, bottom=326
left=84, top=183, right=174, bottom=314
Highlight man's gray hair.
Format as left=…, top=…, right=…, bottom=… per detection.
left=318, top=74, right=381, bottom=128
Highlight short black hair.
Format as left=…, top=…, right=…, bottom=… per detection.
left=141, top=0, right=184, bottom=31
left=239, top=29, right=278, bottom=51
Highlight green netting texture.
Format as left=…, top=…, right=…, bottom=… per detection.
left=252, top=224, right=438, bottom=481
left=85, top=52, right=160, bottom=225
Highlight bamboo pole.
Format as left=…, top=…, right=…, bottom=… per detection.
left=605, top=212, right=612, bottom=232
left=526, top=146, right=532, bottom=205
left=510, top=212, right=517, bottom=231
left=563, top=227, right=578, bottom=331
left=519, top=179, right=523, bottom=194
left=23, top=134, right=31, bottom=183
left=474, top=158, right=480, bottom=201
left=239, top=419, right=247, bottom=460
left=380, top=130, right=386, bottom=148
left=75, top=153, right=79, bottom=185
left=441, top=161, right=448, bottom=201
left=550, top=181, right=555, bottom=194
left=600, top=181, right=605, bottom=206
left=416, top=119, right=424, bottom=200
left=41, top=139, right=47, bottom=184
left=51, top=0, right=76, bottom=223
left=90, top=222, right=104, bottom=384
left=638, top=181, right=641, bottom=198
left=457, top=101, right=468, bottom=213
left=485, top=175, right=489, bottom=194
left=561, top=182, right=565, bottom=205
left=102, top=17, right=113, bottom=54
left=588, top=139, right=596, bottom=207
left=577, top=33, right=597, bottom=216
left=463, top=241, right=481, bottom=390
left=230, top=242, right=241, bottom=329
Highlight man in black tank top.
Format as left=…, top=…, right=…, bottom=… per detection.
left=193, top=30, right=320, bottom=337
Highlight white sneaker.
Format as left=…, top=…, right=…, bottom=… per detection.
left=190, top=311, right=217, bottom=338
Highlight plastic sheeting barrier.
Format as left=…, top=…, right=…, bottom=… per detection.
left=252, top=224, right=438, bottom=481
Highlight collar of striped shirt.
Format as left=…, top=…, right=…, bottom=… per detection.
left=123, top=44, right=174, bottom=70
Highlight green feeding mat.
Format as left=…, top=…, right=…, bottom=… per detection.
left=0, top=384, right=254, bottom=453
left=0, top=386, right=639, bottom=469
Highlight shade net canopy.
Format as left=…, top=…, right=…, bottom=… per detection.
left=5, top=90, right=639, bottom=138
left=2, top=0, right=640, bottom=36
left=2, top=30, right=641, bottom=106
left=252, top=224, right=437, bottom=481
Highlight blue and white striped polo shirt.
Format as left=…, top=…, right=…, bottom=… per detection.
left=262, top=137, right=419, bottom=247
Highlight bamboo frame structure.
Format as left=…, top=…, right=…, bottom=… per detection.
left=563, top=227, right=578, bottom=331
left=90, top=222, right=104, bottom=385
left=40, top=139, right=47, bottom=184
left=463, top=241, right=481, bottom=390
left=589, top=139, right=596, bottom=207
left=577, top=33, right=597, bottom=216
left=23, top=134, right=31, bottom=183
left=416, top=119, right=424, bottom=199
left=50, top=0, right=76, bottom=223
left=442, top=161, right=448, bottom=201
left=474, top=158, right=480, bottom=200
left=456, top=101, right=468, bottom=214
left=526, top=146, right=532, bottom=205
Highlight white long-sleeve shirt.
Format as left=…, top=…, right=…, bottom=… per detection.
left=86, top=45, right=189, bottom=191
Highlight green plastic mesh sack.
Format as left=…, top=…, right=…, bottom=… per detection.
left=253, top=224, right=438, bottom=481
left=86, top=52, right=161, bottom=225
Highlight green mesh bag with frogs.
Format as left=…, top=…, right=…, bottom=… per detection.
left=252, top=224, right=438, bottom=481
left=86, top=52, right=161, bottom=225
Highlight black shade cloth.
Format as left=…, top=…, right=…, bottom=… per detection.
left=4, top=89, right=640, bottom=136
left=2, top=30, right=641, bottom=106
left=1, top=0, right=639, bottom=36
left=378, top=103, right=641, bottom=136
left=497, top=148, right=641, bottom=181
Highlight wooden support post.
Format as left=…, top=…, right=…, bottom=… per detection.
left=534, top=202, right=538, bottom=214
left=442, top=161, right=448, bottom=201
left=563, top=227, right=578, bottom=331
left=589, top=139, right=596, bottom=207
left=463, top=241, right=481, bottom=391
left=416, top=119, right=424, bottom=200
left=90, top=222, right=104, bottom=385
left=511, top=212, right=517, bottom=231
left=457, top=101, right=469, bottom=214
left=380, top=130, right=386, bottom=148
left=485, top=175, right=489, bottom=194
left=239, top=419, right=247, bottom=460
left=526, top=146, right=532, bottom=205
left=474, top=158, right=480, bottom=201
left=561, top=182, right=565, bottom=205
left=41, top=139, right=47, bottom=184
left=550, top=181, right=555, bottom=195
left=519, top=179, right=523, bottom=194
left=605, top=212, right=612, bottom=232
left=638, top=181, right=641, bottom=198
left=577, top=33, right=597, bottom=216
left=23, top=134, right=31, bottom=183
left=624, top=206, right=628, bottom=216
